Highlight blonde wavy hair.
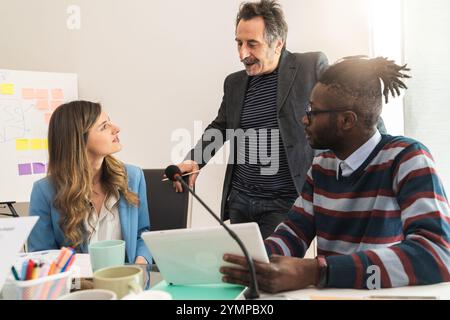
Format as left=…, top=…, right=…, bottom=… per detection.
left=47, top=100, right=139, bottom=248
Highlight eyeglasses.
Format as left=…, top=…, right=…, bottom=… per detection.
left=304, top=104, right=354, bottom=122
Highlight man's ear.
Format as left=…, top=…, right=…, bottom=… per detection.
left=274, top=39, right=284, bottom=55
left=341, top=111, right=358, bottom=131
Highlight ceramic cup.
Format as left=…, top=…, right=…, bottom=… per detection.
left=121, top=290, right=172, bottom=300
left=58, top=289, right=117, bottom=300
left=93, top=265, right=143, bottom=299
left=88, top=240, right=125, bottom=272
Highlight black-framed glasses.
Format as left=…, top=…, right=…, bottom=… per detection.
left=304, top=104, right=354, bottom=122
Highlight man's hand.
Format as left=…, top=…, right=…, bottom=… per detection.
left=173, top=160, right=200, bottom=192
left=220, top=254, right=319, bottom=294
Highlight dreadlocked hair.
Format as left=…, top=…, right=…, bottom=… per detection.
left=319, top=56, right=411, bottom=128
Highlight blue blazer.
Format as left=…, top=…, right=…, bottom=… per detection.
left=28, top=164, right=152, bottom=264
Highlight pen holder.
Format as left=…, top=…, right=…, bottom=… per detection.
left=2, top=269, right=74, bottom=300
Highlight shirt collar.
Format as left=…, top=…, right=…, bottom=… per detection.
left=105, top=192, right=119, bottom=211
left=336, top=130, right=382, bottom=178
left=87, top=192, right=119, bottom=225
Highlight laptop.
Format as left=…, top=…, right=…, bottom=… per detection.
left=0, top=216, right=38, bottom=291
left=142, top=222, right=269, bottom=285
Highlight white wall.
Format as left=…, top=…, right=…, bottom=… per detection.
left=403, top=0, right=450, bottom=194
left=0, top=0, right=375, bottom=227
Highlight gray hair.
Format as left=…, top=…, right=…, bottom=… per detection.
left=236, top=0, right=288, bottom=48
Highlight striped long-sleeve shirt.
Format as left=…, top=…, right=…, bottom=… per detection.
left=232, top=70, right=298, bottom=198
left=265, top=135, right=450, bottom=288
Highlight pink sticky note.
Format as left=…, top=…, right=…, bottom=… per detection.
left=36, top=100, right=49, bottom=110
left=35, top=89, right=49, bottom=99
left=22, top=88, right=35, bottom=99
left=18, top=163, right=32, bottom=176
left=50, top=100, right=63, bottom=110
left=44, top=113, right=52, bottom=124
left=51, top=89, right=64, bottom=100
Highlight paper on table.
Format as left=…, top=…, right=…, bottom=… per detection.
left=309, top=295, right=439, bottom=300
left=0, top=216, right=38, bottom=291
left=74, top=254, right=93, bottom=278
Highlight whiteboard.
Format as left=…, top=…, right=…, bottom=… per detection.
left=0, top=69, right=78, bottom=202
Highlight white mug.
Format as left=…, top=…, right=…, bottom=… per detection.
left=121, top=290, right=172, bottom=300
left=58, top=289, right=117, bottom=300
left=93, top=265, right=144, bottom=299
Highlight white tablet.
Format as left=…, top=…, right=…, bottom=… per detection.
left=142, top=222, right=269, bottom=285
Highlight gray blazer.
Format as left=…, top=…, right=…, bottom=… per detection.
left=188, top=50, right=329, bottom=220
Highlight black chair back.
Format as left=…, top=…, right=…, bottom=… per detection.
left=143, top=169, right=190, bottom=231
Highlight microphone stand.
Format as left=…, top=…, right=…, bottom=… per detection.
left=174, top=175, right=260, bottom=299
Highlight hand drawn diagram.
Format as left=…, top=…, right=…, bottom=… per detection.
left=0, top=99, right=33, bottom=143
left=0, top=69, right=77, bottom=202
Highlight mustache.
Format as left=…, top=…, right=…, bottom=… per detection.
left=241, top=57, right=259, bottom=64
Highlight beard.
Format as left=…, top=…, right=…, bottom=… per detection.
left=307, top=119, right=343, bottom=151
left=242, top=57, right=261, bottom=76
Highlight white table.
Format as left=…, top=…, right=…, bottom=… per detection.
left=261, top=282, right=450, bottom=300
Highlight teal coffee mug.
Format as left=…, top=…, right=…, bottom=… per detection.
left=88, top=240, right=125, bottom=272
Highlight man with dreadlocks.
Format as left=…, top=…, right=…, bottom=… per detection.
left=220, top=56, right=450, bottom=293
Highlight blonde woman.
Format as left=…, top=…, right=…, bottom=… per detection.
left=28, top=100, right=151, bottom=264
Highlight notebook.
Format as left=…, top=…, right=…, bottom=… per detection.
left=142, top=222, right=269, bottom=285
left=151, top=280, right=246, bottom=300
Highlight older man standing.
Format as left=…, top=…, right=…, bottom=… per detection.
left=174, top=0, right=328, bottom=238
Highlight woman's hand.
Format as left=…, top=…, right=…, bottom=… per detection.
left=134, top=256, right=148, bottom=264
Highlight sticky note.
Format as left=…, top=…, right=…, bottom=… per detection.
left=50, top=100, right=63, bottom=110
left=0, top=83, right=14, bottom=95
left=18, top=163, right=32, bottom=176
left=32, top=163, right=46, bottom=174
left=36, top=100, right=49, bottom=110
left=42, top=139, right=48, bottom=150
left=22, top=88, right=35, bottom=99
left=16, top=139, right=30, bottom=151
left=51, top=89, right=64, bottom=100
left=35, top=89, right=48, bottom=99
left=31, top=139, right=42, bottom=150
left=44, top=113, right=52, bottom=124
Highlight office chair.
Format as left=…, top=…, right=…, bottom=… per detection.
left=143, top=169, right=192, bottom=274
left=143, top=169, right=191, bottom=231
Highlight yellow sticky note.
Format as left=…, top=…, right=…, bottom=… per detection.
left=42, top=139, right=48, bottom=150
left=31, top=139, right=42, bottom=150
left=0, top=83, right=15, bottom=95
left=16, top=139, right=30, bottom=151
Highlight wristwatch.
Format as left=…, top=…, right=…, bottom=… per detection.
left=316, top=255, right=328, bottom=288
